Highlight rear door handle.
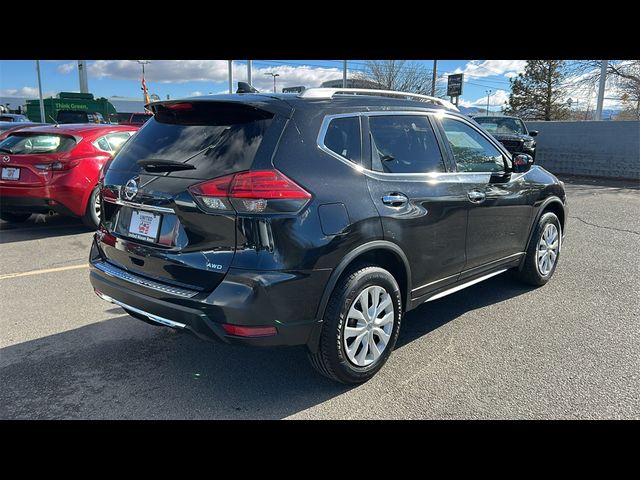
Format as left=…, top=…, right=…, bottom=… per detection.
left=467, top=189, right=486, bottom=203
left=382, top=193, right=408, bottom=207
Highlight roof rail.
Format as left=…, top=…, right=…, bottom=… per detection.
left=298, top=88, right=459, bottom=111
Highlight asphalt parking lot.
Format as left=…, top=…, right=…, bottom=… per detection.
left=1, top=176, right=638, bottom=419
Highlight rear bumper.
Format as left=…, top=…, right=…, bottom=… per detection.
left=0, top=182, right=87, bottom=217
left=0, top=194, right=77, bottom=217
left=89, top=243, right=330, bottom=348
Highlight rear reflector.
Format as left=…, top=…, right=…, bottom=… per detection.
left=222, top=324, right=277, bottom=337
left=189, top=169, right=311, bottom=214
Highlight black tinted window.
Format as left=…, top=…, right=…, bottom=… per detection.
left=57, top=111, right=87, bottom=123
left=440, top=118, right=505, bottom=173
left=369, top=115, right=445, bottom=174
left=109, top=102, right=274, bottom=179
left=131, top=114, right=151, bottom=124
left=324, top=116, right=361, bottom=163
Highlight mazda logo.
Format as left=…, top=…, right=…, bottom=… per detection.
left=2, top=155, right=9, bottom=163
left=123, top=178, right=138, bottom=200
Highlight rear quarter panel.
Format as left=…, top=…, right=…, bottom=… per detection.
left=231, top=106, right=383, bottom=272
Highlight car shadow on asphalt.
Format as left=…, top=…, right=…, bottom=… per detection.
left=0, top=215, right=94, bottom=244
left=0, top=273, right=535, bottom=420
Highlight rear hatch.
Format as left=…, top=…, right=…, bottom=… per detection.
left=98, top=99, right=289, bottom=294
left=0, top=132, right=78, bottom=186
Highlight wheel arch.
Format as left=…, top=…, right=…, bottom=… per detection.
left=315, top=241, right=412, bottom=323
left=307, top=241, right=411, bottom=354
left=523, top=196, right=566, bottom=258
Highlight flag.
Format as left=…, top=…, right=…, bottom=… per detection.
left=141, top=76, right=150, bottom=104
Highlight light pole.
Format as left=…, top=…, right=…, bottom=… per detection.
left=343, top=60, right=347, bottom=88
left=431, top=60, right=438, bottom=97
left=264, top=72, right=280, bottom=93
left=595, top=59, right=608, bottom=121
left=35, top=60, right=45, bottom=122
left=485, top=89, right=492, bottom=115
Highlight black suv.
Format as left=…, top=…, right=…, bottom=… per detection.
left=89, top=89, right=567, bottom=384
left=473, top=115, right=538, bottom=159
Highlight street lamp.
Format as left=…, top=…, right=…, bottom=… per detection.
left=264, top=72, right=280, bottom=93
left=485, top=90, right=492, bottom=115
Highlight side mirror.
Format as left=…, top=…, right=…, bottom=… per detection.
left=513, top=153, right=534, bottom=173
left=529, top=130, right=538, bottom=137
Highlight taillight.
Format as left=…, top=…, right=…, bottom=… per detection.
left=189, top=169, right=312, bottom=214
left=34, top=160, right=80, bottom=171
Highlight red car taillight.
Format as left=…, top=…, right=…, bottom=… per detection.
left=189, top=169, right=312, bottom=214
left=34, top=159, right=80, bottom=171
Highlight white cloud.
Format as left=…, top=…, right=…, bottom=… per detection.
left=0, top=86, right=55, bottom=98
left=57, top=62, right=76, bottom=74
left=460, top=89, right=510, bottom=109
left=86, top=60, right=343, bottom=92
left=451, top=60, right=526, bottom=80
left=190, top=91, right=204, bottom=97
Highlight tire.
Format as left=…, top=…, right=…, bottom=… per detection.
left=0, top=212, right=31, bottom=223
left=515, top=212, right=561, bottom=286
left=308, top=266, right=402, bottom=384
left=82, top=185, right=101, bottom=228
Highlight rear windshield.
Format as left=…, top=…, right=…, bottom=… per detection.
left=109, top=102, right=274, bottom=177
left=0, top=133, right=76, bottom=154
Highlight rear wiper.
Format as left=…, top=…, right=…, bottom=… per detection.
left=137, top=159, right=196, bottom=172
left=137, top=127, right=233, bottom=173
left=0, top=147, right=12, bottom=153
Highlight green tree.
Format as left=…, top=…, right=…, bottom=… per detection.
left=506, top=60, right=569, bottom=120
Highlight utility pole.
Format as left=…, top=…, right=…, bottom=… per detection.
left=35, top=60, right=45, bottom=123
left=264, top=72, right=280, bottom=93
left=431, top=60, right=438, bottom=97
left=77, top=60, right=89, bottom=93
left=247, top=60, right=252, bottom=85
left=595, top=60, right=608, bottom=121
left=228, top=60, right=233, bottom=94
left=485, top=90, right=492, bottom=115
left=343, top=60, right=347, bottom=88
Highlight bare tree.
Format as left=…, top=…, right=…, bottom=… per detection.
left=355, top=60, right=446, bottom=96
left=569, top=60, right=640, bottom=119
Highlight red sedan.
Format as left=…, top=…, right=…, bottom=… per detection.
left=0, top=124, right=139, bottom=227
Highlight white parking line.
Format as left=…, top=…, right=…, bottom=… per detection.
left=0, top=264, right=89, bottom=280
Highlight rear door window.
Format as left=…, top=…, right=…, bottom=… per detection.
left=110, top=102, right=275, bottom=178
left=369, top=115, right=445, bottom=174
left=106, top=132, right=132, bottom=152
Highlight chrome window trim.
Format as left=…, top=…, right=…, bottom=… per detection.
left=94, top=261, right=198, bottom=298
left=102, top=196, right=176, bottom=214
left=317, top=110, right=493, bottom=183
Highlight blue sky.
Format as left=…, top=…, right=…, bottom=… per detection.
left=0, top=59, right=616, bottom=111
